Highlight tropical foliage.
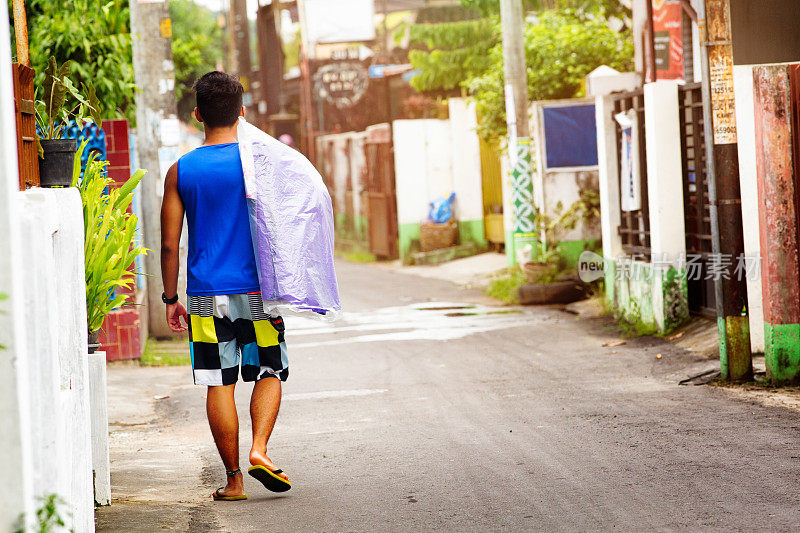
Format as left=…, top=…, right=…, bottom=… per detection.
left=17, top=0, right=137, bottom=123
left=467, top=9, right=633, bottom=142
left=408, top=19, right=498, bottom=92
left=72, top=142, right=148, bottom=334
left=461, top=0, right=629, bottom=21
left=170, top=0, right=224, bottom=123
left=409, top=6, right=633, bottom=143
left=13, top=0, right=226, bottom=124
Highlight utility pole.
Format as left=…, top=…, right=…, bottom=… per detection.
left=230, top=0, right=253, bottom=110
left=130, top=0, right=182, bottom=338
left=698, top=0, right=751, bottom=381
left=296, top=0, right=316, bottom=161
left=499, top=0, right=535, bottom=266
left=256, top=2, right=286, bottom=133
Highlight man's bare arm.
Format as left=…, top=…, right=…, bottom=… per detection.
left=161, top=163, right=188, bottom=332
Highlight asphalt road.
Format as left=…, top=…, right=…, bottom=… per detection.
left=97, top=259, right=800, bottom=532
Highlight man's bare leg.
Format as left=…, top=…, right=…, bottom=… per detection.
left=207, top=384, right=245, bottom=496
left=249, top=377, right=289, bottom=481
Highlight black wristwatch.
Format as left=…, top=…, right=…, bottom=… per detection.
left=162, top=292, right=179, bottom=305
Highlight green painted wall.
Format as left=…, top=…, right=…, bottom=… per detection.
left=607, top=258, right=689, bottom=334
left=556, top=239, right=601, bottom=268
left=354, top=215, right=368, bottom=240
left=399, top=222, right=421, bottom=264
left=506, top=237, right=600, bottom=267
left=399, top=218, right=487, bottom=264
left=458, top=219, right=487, bottom=248
left=764, top=322, right=800, bottom=383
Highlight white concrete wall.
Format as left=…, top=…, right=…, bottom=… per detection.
left=733, top=64, right=766, bottom=353
left=18, top=189, right=94, bottom=532
left=394, top=101, right=486, bottom=230
left=349, top=131, right=367, bottom=224
left=448, top=98, right=485, bottom=223
left=0, top=4, right=35, bottom=528
left=317, top=130, right=369, bottom=230
left=394, top=119, right=445, bottom=226
left=89, top=352, right=111, bottom=506
left=586, top=66, right=640, bottom=98
left=332, top=135, right=349, bottom=216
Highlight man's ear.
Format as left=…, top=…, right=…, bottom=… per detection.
left=240, top=105, right=246, bottom=118
left=193, top=108, right=203, bottom=123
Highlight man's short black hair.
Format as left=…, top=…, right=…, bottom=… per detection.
left=192, top=71, right=244, bottom=128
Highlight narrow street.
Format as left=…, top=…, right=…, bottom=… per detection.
left=96, top=259, right=800, bottom=532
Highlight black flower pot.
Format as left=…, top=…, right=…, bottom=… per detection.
left=88, top=330, right=102, bottom=354
left=39, top=138, right=78, bottom=188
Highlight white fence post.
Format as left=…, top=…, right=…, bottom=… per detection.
left=733, top=64, right=765, bottom=353
left=644, top=80, right=689, bottom=331
left=644, top=80, right=686, bottom=262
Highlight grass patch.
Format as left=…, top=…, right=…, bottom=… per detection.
left=341, top=250, right=377, bottom=263
left=615, top=315, right=659, bottom=338
left=485, top=268, right=527, bottom=304
left=335, top=246, right=377, bottom=263
left=141, top=338, right=191, bottom=366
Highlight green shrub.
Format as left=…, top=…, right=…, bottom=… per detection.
left=486, top=268, right=527, bottom=304
left=72, top=142, right=148, bottom=334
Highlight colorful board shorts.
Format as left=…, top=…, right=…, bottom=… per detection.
left=187, top=292, right=289, bottom=386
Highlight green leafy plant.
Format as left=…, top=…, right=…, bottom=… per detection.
left=35, top=57, right=101, bottom=148
left=13, top=493, right=73, bottom=533
left=72, top=142, right=148, bottom=334
left=532, top=188, right=600, bottom=265
left=486, top=267, right=527, bottom=304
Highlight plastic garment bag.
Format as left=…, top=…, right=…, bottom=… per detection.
left=237, top=117, right=341, bottom=319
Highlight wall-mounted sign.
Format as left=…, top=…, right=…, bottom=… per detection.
left=652, top=0, right=684, bottom=80
left=541, top=104, right=598, bottom=169
left=313, top=62, right=369, bottom=109
left=615, top=110, right=642, bottom=212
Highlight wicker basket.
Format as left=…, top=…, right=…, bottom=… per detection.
left=419, top=221, right=458, bottom=252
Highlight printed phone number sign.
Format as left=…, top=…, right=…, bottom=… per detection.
left=709, top=47, right=737, bottom=145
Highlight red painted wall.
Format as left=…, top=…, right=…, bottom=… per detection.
left=98, top=119, right=144, bottom=361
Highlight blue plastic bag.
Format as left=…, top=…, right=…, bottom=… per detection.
left=429, top=192, right=456, bottom=224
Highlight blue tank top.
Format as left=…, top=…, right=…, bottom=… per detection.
left=177, top=143, right=260, bottom=296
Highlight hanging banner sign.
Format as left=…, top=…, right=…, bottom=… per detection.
left=652, top=0, right=684, bottom=80
left=615, top=110, right=642, bottom=212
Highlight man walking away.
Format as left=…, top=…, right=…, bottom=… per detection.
left=160, top=71, right=292, bottom=501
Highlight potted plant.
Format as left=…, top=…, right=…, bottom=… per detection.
left=72, top=142, right=148, bottom=351
left=36, top=58, right=100, bottom=188
left=518, top=191, right=600, bottom=305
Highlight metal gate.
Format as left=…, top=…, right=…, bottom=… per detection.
left=612, top=89, right=651, bottom=258
left=678, top=82, right=716, bottom=316
left=364, top=124, right=398, bottom=259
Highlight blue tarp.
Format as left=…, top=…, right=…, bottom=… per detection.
left=542, top=104, right=598, bottom=169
